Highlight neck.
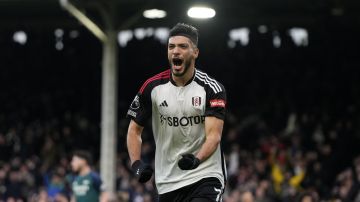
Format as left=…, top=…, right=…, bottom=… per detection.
left=79, top=166, right=91, bottom=176
left=172, top=66, right=195, bottom=86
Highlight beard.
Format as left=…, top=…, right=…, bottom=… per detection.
left=170, top=58, right=192, bottom=77
left=71, top=167, right=80, bottom=174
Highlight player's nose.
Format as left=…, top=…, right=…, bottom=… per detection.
left=172, top=46, right=181, bottom=54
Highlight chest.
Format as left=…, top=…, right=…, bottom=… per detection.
left=72, top=178, right=92, bottom=195
left=152, top=83, right=206, bottom=117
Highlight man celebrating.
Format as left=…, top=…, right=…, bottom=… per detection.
left=70, top=150, right=108, bottom=202
left=127, top=23, right=227, bottom=202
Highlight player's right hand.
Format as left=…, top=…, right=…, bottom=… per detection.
left=131, top=160, right=153, bottom=183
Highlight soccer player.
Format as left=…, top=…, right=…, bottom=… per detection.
left=127, top=23, right=227, bottom=202
left=70, top=150, right=108, bottom=202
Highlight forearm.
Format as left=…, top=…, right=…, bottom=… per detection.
left=127, top=120, right=143, bottom=164
left=196, top=134, right=221, bottom=162
left=100, top=191, right=109, bottom=202
left=196, top=116, right=224, bottom=162
left=127, top=132, right=142, bottom=164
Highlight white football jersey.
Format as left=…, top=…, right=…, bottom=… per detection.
left=127, top=69, right=227, bottom=194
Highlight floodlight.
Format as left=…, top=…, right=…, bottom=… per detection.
left=143, top=9, right=167, bottom=19
left=13, top=31, right=27, bottom=45
left=187, top=6, right=216, bottom=19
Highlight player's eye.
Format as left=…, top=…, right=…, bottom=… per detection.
left=179, top=44, right=188, bottom=49
left=168, top=44, right=175, bottom=49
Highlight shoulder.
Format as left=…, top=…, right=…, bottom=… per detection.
left=88, top=171, right=105, bottom=191
left=194, top=69, right=225, bottom=94
left=89, top=171, right=102, bottom=182
left=139, top=69, right=171, bottom=94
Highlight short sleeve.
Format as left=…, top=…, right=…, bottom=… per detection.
left=126, top=70, right=170, bottom=125
left=91, top=172, right=105, bottom=192
left=126, top=87, right=152, bottom=126
left=204, top=84, right=227, bottom=120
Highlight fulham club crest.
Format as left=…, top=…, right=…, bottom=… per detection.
left=192, top=96, right=202, bottom=107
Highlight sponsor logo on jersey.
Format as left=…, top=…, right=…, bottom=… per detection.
left=210, top=99, right=226, bottom=108
left=72, top=181, right=90, bottom=196
left=192, top=96, right=202, bottom=107
left=127, top=109, right=137, bottom=117
left=130, top=95, right=140, bottom=109
left=160, top=114, right=205, bottom=127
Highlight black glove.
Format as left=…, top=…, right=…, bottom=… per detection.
left=178, top=154, right=201, bottom=170
left=131, top=160, right=153, bottom=183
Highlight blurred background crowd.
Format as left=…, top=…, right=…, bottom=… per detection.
left=1, top=110, right=360, bottom=202
left=1, top=17, right=360, bottom=202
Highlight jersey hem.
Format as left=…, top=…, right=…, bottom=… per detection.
left=128, top=117, right=145, bottom=127
left=204, top=113, right=225, bottom=121
left=157, top=173, right=225, bottom=194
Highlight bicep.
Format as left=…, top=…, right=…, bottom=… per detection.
left=127, top=120, right=144, bottom=136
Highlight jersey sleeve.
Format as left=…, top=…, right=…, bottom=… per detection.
left=205, top=83, right=227, bottom=120
left=91, top=172, right=105, bottom=192
left=126, top=85, right=152, bottom=126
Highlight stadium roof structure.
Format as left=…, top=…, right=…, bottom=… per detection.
left=1, top=0, right=359, bottom=30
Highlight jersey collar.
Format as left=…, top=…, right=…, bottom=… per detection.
left=170, top=68, right=196, bottom=87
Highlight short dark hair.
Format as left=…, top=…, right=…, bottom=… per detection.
left=73, top=150, right=93, bottom=165
left=169, top=23, right=199, bottom=46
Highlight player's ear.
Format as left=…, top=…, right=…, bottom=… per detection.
left=194, top=47, right=199, bottom=59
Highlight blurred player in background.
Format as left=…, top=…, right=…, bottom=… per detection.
left=127, top=23, right=227, bottom=202
left=70, top=150, right=108, bottom=202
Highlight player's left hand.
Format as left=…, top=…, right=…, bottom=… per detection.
left=178, top=154, right=200, bottom=170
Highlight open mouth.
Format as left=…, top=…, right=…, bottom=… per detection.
left=172, top=58, right=183, bottom=67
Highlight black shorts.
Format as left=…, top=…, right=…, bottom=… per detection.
left=158, top=177, right=223, bottom=202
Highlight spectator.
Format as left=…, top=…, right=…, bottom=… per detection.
left=70, top=150, right=108, bottom=202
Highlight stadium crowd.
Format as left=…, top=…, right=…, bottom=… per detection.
left=0, top=108, right=359, bottom=202
left=1, top=21, right=360, bottom=202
